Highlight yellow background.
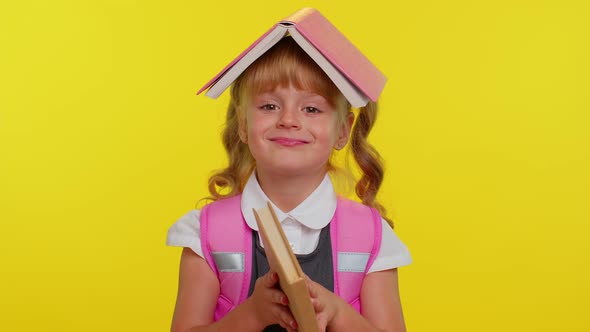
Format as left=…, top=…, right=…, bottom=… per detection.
left=1, top=0, right=589, bottom=331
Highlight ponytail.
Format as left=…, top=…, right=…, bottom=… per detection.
left=350, top=101, right=392, bottom=227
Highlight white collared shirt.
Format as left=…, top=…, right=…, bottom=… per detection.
left=167, top=173, right=412, bottom=273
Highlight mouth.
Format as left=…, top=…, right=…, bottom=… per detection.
left=269, top=137, right=310, bottom=147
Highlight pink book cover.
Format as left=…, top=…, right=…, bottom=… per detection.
left=197, top=8, right=387, bottom=102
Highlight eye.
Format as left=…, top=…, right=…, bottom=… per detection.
left=259, top=104, right=279, bottom=111
left=303, top=106, right=321, bottom=114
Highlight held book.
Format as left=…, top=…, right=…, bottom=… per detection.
left=252, top=202, right=319, bottom=332
left=198, top=7, right=387, bottom=108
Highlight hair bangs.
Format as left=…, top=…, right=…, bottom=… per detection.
left=239, top=37, right=345, bottom=108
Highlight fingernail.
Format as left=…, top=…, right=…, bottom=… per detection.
left=291, top=320, right=298, bottom=329
left=282, top=296, right=289, bottom=305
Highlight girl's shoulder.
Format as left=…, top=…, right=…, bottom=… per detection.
left=166, top=209, right=204, bottom=257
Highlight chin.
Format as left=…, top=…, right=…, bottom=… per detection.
left=272, top=165, right=310, bottom=176
left=264, top=161, right=327, bottom=177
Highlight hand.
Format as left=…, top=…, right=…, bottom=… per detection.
left=306, top=276, right=344, bottom=332
left=249, top=271, right=298, bottom=332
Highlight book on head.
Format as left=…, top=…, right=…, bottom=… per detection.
left=198, top=7, right=387, bottom=108
left=252, top=202, right=319, bottom=332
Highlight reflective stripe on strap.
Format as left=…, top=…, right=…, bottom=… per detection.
left=212, top=252, right=245, bottom=272
left=337, top=252, right=370, bottom=272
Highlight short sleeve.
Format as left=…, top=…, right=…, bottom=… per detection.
left=166, top=209, right=204, bottom=258
left=367, top=218, right=413, bottom=273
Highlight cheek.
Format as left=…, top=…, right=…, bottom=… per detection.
left=246, top=115, right=266, bottom=138
left=319, top=121, right=340, bottom=144
left=245, top=113, right=278, bottom=146
left=243, top=110, right=258, bottom=134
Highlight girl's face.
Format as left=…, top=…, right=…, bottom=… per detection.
left=239, top=84, right=352, bottom=177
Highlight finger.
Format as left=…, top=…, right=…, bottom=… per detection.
left=261, top=271, right=279, bottom=288
left=275, top=305, right=297, bottom=330
left=282, top=323, right=297, bottom=332
left=304, top=274, right=319, bottom=295
left=282, top=321, right=298, bottom=332
left=315, top=312, right=328, bottom=332
left=312, top=297, right=324, bottom=313
left=269, top=288, right=289, bottom=305
left=307, top=279, right=318, bottom=298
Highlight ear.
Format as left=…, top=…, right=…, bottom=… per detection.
left=238, top=108, right=248, bottom=144
left=334, top=111, right=354, bottom=150
left=238, top=124, right=248, bottom=144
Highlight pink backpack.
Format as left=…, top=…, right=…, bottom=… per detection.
left=200, top=195, right=382, bottom=320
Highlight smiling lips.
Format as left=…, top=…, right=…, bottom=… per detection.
left=270, top=137, right=309, bottom=147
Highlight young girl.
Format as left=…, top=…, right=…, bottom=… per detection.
left=167, top=16, right=412, bottom=332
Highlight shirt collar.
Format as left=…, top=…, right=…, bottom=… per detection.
left=241, top=171, right=337, bottom=231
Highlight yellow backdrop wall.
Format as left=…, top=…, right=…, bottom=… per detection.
left=1, top=0, right=589, bottom=331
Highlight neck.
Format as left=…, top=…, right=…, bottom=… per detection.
left=255, top=167, right=327, bottom=212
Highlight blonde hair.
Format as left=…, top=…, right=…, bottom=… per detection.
left=205, top=37, right=393, bottom=226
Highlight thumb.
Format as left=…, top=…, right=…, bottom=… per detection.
left=305, top=275, right=318, bottom=298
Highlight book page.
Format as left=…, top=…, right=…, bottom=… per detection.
left=205, top=25, right=288, bottom=98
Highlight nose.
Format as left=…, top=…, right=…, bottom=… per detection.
left=277, top=107, right=301, bottom=129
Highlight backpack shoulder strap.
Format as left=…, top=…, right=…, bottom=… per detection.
left=200, top=194, right=252, bottom=320
left=331, top=198, right=382, bottom=308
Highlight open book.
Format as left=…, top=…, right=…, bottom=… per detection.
left=253, top=202, right=319, bottom=332
left=198, top=7, right=387, bottom=108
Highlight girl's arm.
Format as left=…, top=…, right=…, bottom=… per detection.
left=171, top=247, right=297, bottom=332
left=309, top=268, right=406, bottom=332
